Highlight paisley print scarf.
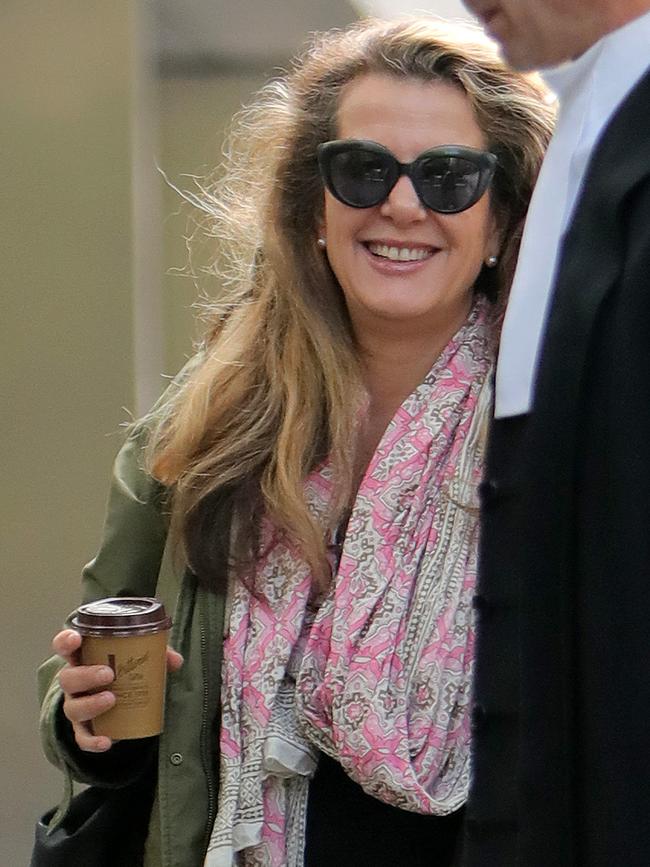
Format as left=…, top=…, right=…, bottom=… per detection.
left=205, top=299, right=494, bottom=866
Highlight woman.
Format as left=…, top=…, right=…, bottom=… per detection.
left=39, top=17, right=553, bottom=867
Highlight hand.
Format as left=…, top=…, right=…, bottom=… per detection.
left=53, top=628, right=183, bottom=753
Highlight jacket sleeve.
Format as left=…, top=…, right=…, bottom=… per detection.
left=38, top=424, right=169, bottom=789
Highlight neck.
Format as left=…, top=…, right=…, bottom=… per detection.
left=602, top=0, right=650, bottom=33
left=360, top=333, right=445, bottom=412
left=347, top=300, right=474, bottom=494
left=354, top=300, right=473, bottom=411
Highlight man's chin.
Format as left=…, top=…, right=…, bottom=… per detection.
left=496, top=38, right=564, bottom=72
left=497, top=44, right=540, bottom=71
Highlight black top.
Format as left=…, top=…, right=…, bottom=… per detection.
left=305, top=752, right=463, bottom=867
left=465, top=67, right=650, bottom=867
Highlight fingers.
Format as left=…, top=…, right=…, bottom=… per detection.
left=65, top=690, right=116, bottom=753
left=71, top=724, right=113, bottom=753
left=63, top=688, right=115, bottom=723
left=60, top=676, right=116, bottom=753
left=52, top=629, right=82, bottom=664
left=59, top=666, right=116, bottom=753
left=58, top=662, right=114, bottom=697
left=54, top=629, right=117, bottom=752
left=166, top=648, right=184, bottom=672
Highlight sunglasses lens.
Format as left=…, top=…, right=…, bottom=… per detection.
left=416, top=155, right=484, bottom=213
left=327, top=148, right=392, bottom=207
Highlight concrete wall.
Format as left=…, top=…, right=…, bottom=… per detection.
left=159, top=74, right=266, bottom=375
left=1, top=4, right=264, bottom=861
left=2, top=3, right=137, bottom=861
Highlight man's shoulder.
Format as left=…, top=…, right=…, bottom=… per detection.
left=577, top=65, right=650, bottom=206
left=600, top=64, right=650, bottom=146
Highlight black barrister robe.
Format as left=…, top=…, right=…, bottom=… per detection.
left=463, top=67, right=650, bottom=867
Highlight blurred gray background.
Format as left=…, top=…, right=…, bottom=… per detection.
left=1, top=0, right=473, bottom=861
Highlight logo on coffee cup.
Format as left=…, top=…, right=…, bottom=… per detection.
left=117, top=652, right=150, bottom=678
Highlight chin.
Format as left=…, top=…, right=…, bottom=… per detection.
left=499, top=42, right=544, bottom=71
left=501, top=38, right=575, bottom=71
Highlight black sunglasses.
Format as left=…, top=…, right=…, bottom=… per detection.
left=317, top=139, right=497, bottom=215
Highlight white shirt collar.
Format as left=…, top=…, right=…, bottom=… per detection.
left=541, top=37, right=604, bottom=103
left=494, top=10, right=650, bottom=419
left=544, top=9, right=650, bottom=131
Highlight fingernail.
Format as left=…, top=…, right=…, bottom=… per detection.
left=97, top=667, right=114, bottom=682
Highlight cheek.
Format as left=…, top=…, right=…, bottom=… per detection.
left=321, top=201, right=348, bottom=287
left=448, top=209, right=493, bottom=262
left=322, top=192, right=344, bottom=232
left=322, top=197, right=366, bottom=258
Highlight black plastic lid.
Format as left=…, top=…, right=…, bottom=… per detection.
left=70, top=597, right=172, bottom=636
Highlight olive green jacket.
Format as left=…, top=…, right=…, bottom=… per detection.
left=38, top=429, right=226, bottom=867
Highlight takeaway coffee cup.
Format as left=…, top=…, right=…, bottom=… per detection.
left=71, top=597, right=172, bottom=740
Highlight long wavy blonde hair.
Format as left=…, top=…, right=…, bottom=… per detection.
left=145, top=17, right=555, bottom=589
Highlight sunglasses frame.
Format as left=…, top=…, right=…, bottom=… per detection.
left=317, top=139, right=498, bottom=214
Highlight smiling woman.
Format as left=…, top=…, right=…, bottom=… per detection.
left=320, top=74, right=499, bottom=357
left=38, top=17, right=554, bottom=867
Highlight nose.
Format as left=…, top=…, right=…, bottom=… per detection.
left=379, top=174, right=427, bottom=224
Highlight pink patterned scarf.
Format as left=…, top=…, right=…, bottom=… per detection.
left=205, top=299, right=494, bottom=866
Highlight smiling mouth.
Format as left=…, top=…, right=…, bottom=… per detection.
left=365, top=242, right=436, bottom=262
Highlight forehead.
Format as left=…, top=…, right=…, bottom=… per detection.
left=335, top=73, right=486, bottom=157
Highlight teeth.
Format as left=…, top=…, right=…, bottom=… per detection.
left=367, top=243, right=432, bottom=262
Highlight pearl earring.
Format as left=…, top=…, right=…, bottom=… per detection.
left=317, top=237, right=327, bottom=249
left=485, top=254, right=498, bottom=268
